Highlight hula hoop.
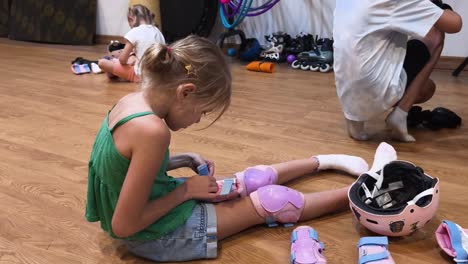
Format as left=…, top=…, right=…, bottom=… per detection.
left=219, top=0, right=280, bottom=29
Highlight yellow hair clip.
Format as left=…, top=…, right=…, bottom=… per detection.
left=185, top=64, right=196, bottom=77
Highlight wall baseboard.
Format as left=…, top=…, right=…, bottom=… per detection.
left=95, top=35, right=126, bottom=45
left=436, top=56, right=467, bottom=72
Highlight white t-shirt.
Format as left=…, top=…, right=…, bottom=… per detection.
left=124, top=24, right=166, bottom=75
left=333, top=0, right=443, bottom=121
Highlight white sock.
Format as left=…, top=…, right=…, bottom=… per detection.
left=386, top=107, right=415, bottom=142
left=369, top=142, right=397, bottom=173
left=346, top=119, right=369, bottom=141
left=91, top=63, right=102, bottom=74
left=314, top=154, right=369, bottom=176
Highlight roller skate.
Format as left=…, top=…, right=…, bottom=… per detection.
left=284, top=33, right=314, bottom=55
left=284, top=33, right=315, bottom=64
left=260, top=32, right=289, bottom=62
left=291, top=38, right=334, bottom=73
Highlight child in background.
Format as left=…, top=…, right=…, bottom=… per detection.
left=86, top=35, right=372, bottom=262
left=98, top=4, right=165, bottom=82
left=333, top=0, right=462, bottom=142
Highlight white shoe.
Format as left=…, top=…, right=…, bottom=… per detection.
left=91, top=63, right=102, bottom=74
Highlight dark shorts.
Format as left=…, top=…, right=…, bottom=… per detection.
left=403, top=40, right=431, bottom=88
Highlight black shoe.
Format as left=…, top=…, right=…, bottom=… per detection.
left=71, top=57, right=98, bottom=68
left=407, top=106, right=423, bottom=127
left=71, top=57, right=84, bottom=64
left=423, top=107, right=462, bottom=130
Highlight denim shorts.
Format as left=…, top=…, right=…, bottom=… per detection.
left=123, top=203, right=217, bottom=262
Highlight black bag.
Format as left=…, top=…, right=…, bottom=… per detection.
left=160, top=0, right=218, bottom=43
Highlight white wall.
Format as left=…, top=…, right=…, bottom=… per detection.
left=442, top=0, right=468, bottom=56
left=96, top=0, right=467, bottom=57
left=96, top=0, right=130, bottom=36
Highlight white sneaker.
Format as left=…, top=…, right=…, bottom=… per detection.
left=91, top=63, right=102, bottom=74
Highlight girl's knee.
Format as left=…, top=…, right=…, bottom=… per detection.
left=98, top=59, right=107, bottom=68
left=98, top=59, right=113, bottom=73
left=424, top=79, right=436, bottom=99
left=249, top=185, right=304, bottom=227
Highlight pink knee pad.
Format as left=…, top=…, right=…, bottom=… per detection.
left=211, top=165, right=278, bottom=203
left=250, top=185, right=304, bottom=227
left=235, top=165, right=278, bottom=197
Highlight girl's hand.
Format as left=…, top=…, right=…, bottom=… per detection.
left=182, top=175, right=218, bottom=201
left=186, top=153, right=215, bottom=176
left=127, top=55, right=137, bottom=66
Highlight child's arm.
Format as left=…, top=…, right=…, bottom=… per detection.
left=118, top=40, right=135, bottom=65
left=111, top=121, right=217, bottom=238
left=391, top=0, right=461, bottom=39
left=166, top=153, right=215, bottom=176
left=434, top=9, right=462, bottom=33
left=166, top=153, right=192, bottom=171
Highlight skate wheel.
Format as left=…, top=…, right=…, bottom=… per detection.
left=319, top=64, right=331, bottom=73
left=291, top=60, right=301, bottom=69
left=310, top=65, right=319, bottom=71
left=300, top=64, right=310, bottom=70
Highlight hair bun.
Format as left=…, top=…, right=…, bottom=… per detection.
left=108, top=40, right=125, bottom=52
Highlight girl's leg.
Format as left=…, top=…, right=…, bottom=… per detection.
left=213, top=155, right=367, bottom=202
left=299, top=187, right=349, bottom=220
left=215, top=142, right=396, bottom=239
left=98, top=59, right=114, bottom=73
left=272, top=142, right=395, bottom=184
left=215, top=155, right=368, bottom=183
left=346, top=119, right=369, bottom=141
left=98, top=59, right=120, bottom=80
left=272, top=154, right=369, bottom=184
left=98, top=58, right=137, bottom=82
left=214, top=187, right=349, bottom=240
left=386, top=27, right=444, bottom=142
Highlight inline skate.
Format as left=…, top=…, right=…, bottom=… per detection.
left=291, top=38, right=334, bottom=73
left=260, top=32, right=289, bottom=62
left=284, top=33, right=314, bottom=55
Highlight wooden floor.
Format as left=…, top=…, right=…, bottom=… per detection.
left=1, top=38, right=467, bottom=264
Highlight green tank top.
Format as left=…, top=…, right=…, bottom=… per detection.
left=85, top=111, right=196, bottom=240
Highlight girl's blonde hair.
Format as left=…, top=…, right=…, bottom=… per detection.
left=140, top=35, right=232, bottom=125
left=128, top=4, right=155, bottom=27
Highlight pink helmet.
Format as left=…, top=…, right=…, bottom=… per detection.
left=348, top=160, right=440, bottom=236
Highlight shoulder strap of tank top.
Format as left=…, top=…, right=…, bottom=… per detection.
left=110, top=111, right=154, bottom=133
